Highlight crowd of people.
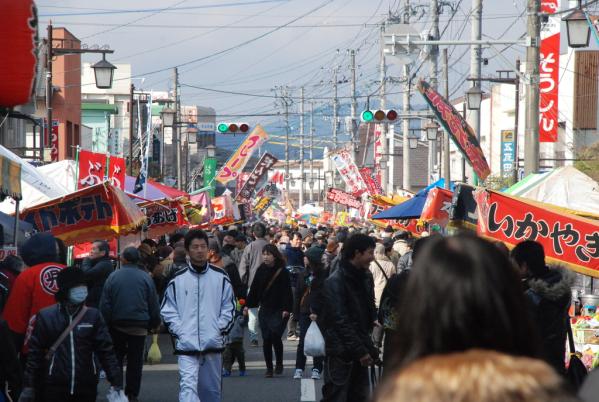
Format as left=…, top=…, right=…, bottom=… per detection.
left=0, top=221, right=598, bottom=402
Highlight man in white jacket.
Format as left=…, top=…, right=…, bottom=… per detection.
left=161, top=229, right=235, bottom=402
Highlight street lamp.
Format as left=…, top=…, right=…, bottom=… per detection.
left=160, top=108, right=176, bottom=127
left=466, top=85, right=483, bottom=110
left=408, top=137, right=419, bottom=149
left=91, top=54, right=117, bottom=89
left=425, top=121, right=440, bottom=141
left=563, top=5, right=591, bottom=48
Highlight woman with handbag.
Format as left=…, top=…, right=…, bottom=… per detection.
left=18, top=267, right=122, bottom=402
left=246, top=244, right=293, bottom=378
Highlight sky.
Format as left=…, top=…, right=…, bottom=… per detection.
left=37, top=0, right=542, bottom=136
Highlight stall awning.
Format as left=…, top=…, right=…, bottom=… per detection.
left=0, top=154, right=22, bottom=200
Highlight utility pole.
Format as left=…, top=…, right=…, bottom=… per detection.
left=402, top=3, right=412, bottom=192
left=513, top=58, right=521, bottom=184
left=429, top=0, right=440, bottom=184
left=524, top=0, right=540, bottom=175
left=468, top=0, right=482, bottom=185
left=173, top=68, right=181, bottom=190
left=45, top=24, right=53, bottom=163
left=331, top=67, right=339, bottom=214
left=379, top=25, right=389, bottom=195
left=309, top=101, right=315, bottom=203
left=443, top=48, right=451, bottom=189
left=350, top=49, right=359, bottom=164
left=283, top=87, right=291, bottom=197
left=299, top=86, right=305, bottom=207
left=128, top=84, right=135, bottom=175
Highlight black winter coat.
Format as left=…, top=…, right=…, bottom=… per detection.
left=0, top=317, right=21, bottom=400
left=23, top=303, right=122, bottom=394
left=81, top=257, right=114, bottom=308
left=320, top=259, right=378, bottom=361
left=296, top=266, right=328, bottom=315
left=525, top=267, right=572, bottom=375
left=246, top=263, right=293, bottom=314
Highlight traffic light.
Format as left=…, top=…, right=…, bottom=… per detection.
left=360, top=109, right=398, bottom=123
left=217, top=122, right=250, bottom=134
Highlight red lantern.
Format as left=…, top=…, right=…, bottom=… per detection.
left=0, top=0, right=38, bottom=108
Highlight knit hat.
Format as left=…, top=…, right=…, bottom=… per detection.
left=305, top=246, right=325, bottom=264
left=55, top=267, right=85, bottom=302
left=20, top=232, right=58, bottom=267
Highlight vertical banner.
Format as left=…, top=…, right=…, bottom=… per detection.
left=417, top=80, right=491, bottom=181
left=539, top=0, right=560, bottom=143
left=236, top=172, right=250, bottom=198
left=78, top=150, right=107, bottom=189
left=45, top=119, right=59, bottom=162
left=359, top=167, right=383, bottom=196
left=216, top=125, right=269, bottom=184
left=108, top=156, right=126, bottom=190
left=330, top=149, right=367, bottom=196
left=500, top=130, right=515, bottom=176
left=203, top=157, right=217, bottom=197
left=236, top=153, right=278, bottom=204
left=373, top=124, right=383, bottom=187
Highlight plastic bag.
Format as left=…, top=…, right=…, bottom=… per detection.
left=106, top=387, right=128, bottom=402
left=147, top=334, right=162, bottom=364
left=304, top=321, right=325, bottom=357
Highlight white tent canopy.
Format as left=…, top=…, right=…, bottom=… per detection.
left=506, top=166, right=599, bottom=216
left=0, top=146, right=69, bottom=214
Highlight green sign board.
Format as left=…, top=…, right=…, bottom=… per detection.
left=203, top=157, right=217, bottom=197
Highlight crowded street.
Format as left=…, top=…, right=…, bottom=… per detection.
left=3, top=0, right=599, bottom=402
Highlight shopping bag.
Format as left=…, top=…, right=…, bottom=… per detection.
left=106, top=387, right=128, bottom=402
left=304, top=321, right=325, bottom=357
left=147, top=334, right=162, bottom=364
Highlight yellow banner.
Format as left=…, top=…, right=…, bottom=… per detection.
left=216, top=125, right=269, bottom=184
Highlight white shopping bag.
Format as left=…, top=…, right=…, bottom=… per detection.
left=304, top=321, right=326, bottom=357
left=106, top=387, right=129, bottom=402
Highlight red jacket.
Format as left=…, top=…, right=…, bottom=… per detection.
left=2, top=262, right=66, bottom=335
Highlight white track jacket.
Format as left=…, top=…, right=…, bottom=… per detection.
left=161, top=262, right=236, bottom=354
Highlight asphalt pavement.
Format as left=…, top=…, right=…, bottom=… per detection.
left=97, top=333, right=324, bottom=402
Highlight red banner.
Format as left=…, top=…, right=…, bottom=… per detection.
left=44, top=119, right=60, bottom=162
left=211, top=195, right=235, bottom=226
left=108, top=156, right=126, bottom=190
left=78, top=150, right=107, bottom=189
left=330, top=150, right=367, bottom=196
left=539, top=0, right=560, bottom=142
left=359, top=167, right=383, bottom=197
left=20, top=183, right=146, bottom=246
left=327, top=188, right=362, bottom=209
left=475, top=189, right=599, bottom=278
left=420, top=187, right=453, bottom=227
left=141, top=199, right=188, bottom=239
left=417, top=80, right=491, bottom=181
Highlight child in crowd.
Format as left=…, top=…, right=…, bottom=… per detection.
left=223, top=299, right=247, bottom=377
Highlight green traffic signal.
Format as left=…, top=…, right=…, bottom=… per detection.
left=361, top=110, right=374, bottom=122
left=217, top=123, right=229, bottom=133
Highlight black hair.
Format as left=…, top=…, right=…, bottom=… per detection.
left=511, top=240, right=547, bottom=278
left=411, top=235, right=436, bottom=262
left=262, top=243, right=286, bottom=270
left=291, top=231, right=302, bottom=241
left=184, top=229, right=209, bottom=250
left=141, top=238, right=157, bottom=249
left=252, top=222, right=267, bottom=239
left=93, top=240, right=110, bottom=256
left=122, top=247, right=140, bottom=264
left=341, top=233, right=376, bottom=261
left=394, top=231, right=410, bottom=241
left=169, top=233, right=185, bottom=246
left=391, top=234, right=540, bottom=370
left=226, top=230, right=239, bottom=238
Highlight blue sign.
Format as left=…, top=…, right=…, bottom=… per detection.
left=500, top=130, right=515, bottom=175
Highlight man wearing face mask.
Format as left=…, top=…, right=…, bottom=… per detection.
left=18, top=267, right=122, bottom=402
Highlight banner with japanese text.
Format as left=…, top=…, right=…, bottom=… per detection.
left=474, top=189, right=599, bottom=278
left=108, top=156, right=126, bottom=190
left=540, top=0, right=560, bottom=142
left=326, top=188, right=362, bottom=209
left=330, top=149, right=367, bottom=196
left=359, top=167, right=383, bottom=197
left=237, top=153, right=278, bottom=204
left=203, top=157, right=217, bottom=197
left=236, top=172, right=250, bottom=198
left=78, top=150, right=107, bottom=189
left=20, top=183, right=145, bottom=246
left=417, top=80, right=491, bottom=180
left=420, top=187, right=453, bottom=227
left=140, top=199, right=188, bottom=239
left=211, top=195, right=235, bottom=226
left=44, top=119, right=59, bottom=162
left=216, top=125, right=269, bottom=184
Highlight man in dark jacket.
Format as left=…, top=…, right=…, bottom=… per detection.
left=81, top=240, right=113, bottom=308
left=512, top=240, right=573, bottom=375
left=320, top=233, right=378, bottom=402
left=99, top=248, right=161, bottom=402
left=19, top=267, right=122, bottom=402
left=284, top=232, right=305, bottom=340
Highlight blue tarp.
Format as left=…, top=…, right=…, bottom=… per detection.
left=371, top=179, right=454, bottom=220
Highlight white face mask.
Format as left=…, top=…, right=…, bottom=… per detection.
left=68, top=286, right=88, bottom=305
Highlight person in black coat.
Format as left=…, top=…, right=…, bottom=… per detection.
left=81, top=240, right=114, bottom=308
left=19, top=267, right=122, bottom=402
left=319, top=234, right=378, bottom=402
left=0, top=317, right=21, bottom=401
left=245, top=244, right=293, bottom=378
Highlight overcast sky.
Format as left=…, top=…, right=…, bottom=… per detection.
left=37, top=0, right=543, bottom=128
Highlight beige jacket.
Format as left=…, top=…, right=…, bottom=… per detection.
left=369, top=244, right=396, bottom=308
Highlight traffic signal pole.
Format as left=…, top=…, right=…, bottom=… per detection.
left=524, top=0, right=540, bottom=176
left=379, top=25, right=389, bottom=196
